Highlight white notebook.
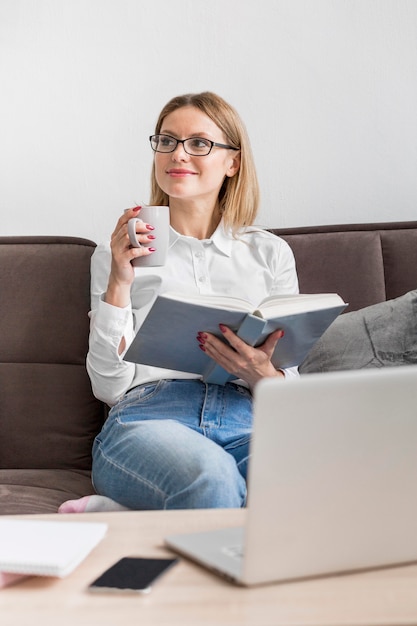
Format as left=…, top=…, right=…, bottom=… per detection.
left=0, top=519, right=107, bottom=577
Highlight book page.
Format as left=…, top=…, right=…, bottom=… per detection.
left=159, top=292, right=253, bottom=312
left=256, top=293, right=346, bottom=318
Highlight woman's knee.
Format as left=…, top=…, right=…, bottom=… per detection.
left=175, top=451, right=246, bottom=508
left=93, top=419, right=246, bottom=509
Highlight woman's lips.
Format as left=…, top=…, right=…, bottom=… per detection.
left=166, top=169, right=197, bottom=177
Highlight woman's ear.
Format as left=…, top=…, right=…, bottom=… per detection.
left=226, top=151, right=241, bottom=177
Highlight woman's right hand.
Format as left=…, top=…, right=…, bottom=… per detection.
left=105, top=206, right=155, bottom=308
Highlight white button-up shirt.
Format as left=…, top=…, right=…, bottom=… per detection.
left=87, top=221, right=299, bottom=406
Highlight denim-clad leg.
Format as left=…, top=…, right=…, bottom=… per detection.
left=92, top=379, right=253, bottom=509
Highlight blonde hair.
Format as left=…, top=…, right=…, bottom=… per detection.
left=149, top=92, right=260, bottom=231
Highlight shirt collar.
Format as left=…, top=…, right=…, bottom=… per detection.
left=169, top=218, right=233, bottom=257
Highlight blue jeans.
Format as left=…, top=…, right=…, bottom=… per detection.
left=92, top=379, right=253, bottom=509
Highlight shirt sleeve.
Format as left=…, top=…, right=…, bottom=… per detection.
left=281, top=366, right=299, bottom=379
left=273, top=238, right=300, bottom=379
left=86, top=244, right=136, bottom=406
left=271, top=237, right=299, bottom=296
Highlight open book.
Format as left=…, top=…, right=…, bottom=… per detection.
left=0, top=519, right=107, bottom=577
left=124, top=291, right=347, bottom=384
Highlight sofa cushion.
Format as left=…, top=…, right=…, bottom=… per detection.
left=0, top=469, right=95, bottom=515
left=0, top=237, right=106, bottom=475
left=275, top=222, right=417, bottom=312
left=299, top=289, right=417, bottom=373
left=0, top=363, right=104, bottom=470
left=0, top=238, right=94, bottom=364
left=278, top=230, right=386, bottom=313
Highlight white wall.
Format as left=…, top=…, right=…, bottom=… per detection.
left=1, top=0, right=416, bottom=243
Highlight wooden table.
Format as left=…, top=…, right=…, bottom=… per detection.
left=2, top=509, right=417, bottom=626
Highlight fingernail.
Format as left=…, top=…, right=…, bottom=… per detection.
left=133, top=206, right=141, bottom=212
left=199, top=345, right=206, bottom=352
left=148, top=247, right=156, bottom=252
left=147, top=235, right=156, bottom=240
left=219, top=324, right=227, bottom=332
left=146, top=224, right=155, bottom=230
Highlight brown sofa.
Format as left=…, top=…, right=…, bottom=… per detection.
left=1, top=221, right=417, bottom=515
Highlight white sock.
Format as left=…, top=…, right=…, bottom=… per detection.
left=58, top=495, right=129, bottom=514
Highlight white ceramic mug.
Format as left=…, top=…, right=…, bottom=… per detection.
left=127, top=206, right=170, bottom=267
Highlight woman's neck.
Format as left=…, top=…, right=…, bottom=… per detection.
left=169, top=200, right=221, bottom=240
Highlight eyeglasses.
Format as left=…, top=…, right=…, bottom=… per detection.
left=149, top=134, right=239, bottom=156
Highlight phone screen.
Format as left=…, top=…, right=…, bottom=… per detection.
left=88, top=557, right=178, bottom=593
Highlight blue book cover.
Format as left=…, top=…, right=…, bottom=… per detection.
left=124, top=292, right=347, bottom=383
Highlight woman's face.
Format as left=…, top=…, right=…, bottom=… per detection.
left=154, top=106, right=240, bottom=206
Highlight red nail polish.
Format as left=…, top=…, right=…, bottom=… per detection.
left=146, top=224, right=155, bottom=230
left=199, top=344, right=206, bottom=352
left=148, top=247, right=156, bottom=252
left=147, top=235, right=156, bottom=240
left=219, top=324, right=227, bottom=332
left=133, top=206, right=141, bottom=212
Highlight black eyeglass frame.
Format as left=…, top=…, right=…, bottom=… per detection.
left=149, top=134, right=240, bottom=156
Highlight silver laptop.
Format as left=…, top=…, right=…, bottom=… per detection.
left=165, top=365, right=417, bottom=586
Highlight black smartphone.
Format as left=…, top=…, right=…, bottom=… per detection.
left=88, top=557, right=178, bottom=594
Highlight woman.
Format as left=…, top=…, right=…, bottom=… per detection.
left=59, top=92, right=298, bottom=513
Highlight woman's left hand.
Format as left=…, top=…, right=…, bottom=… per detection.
left=197, top=325, right=285, bottom=390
